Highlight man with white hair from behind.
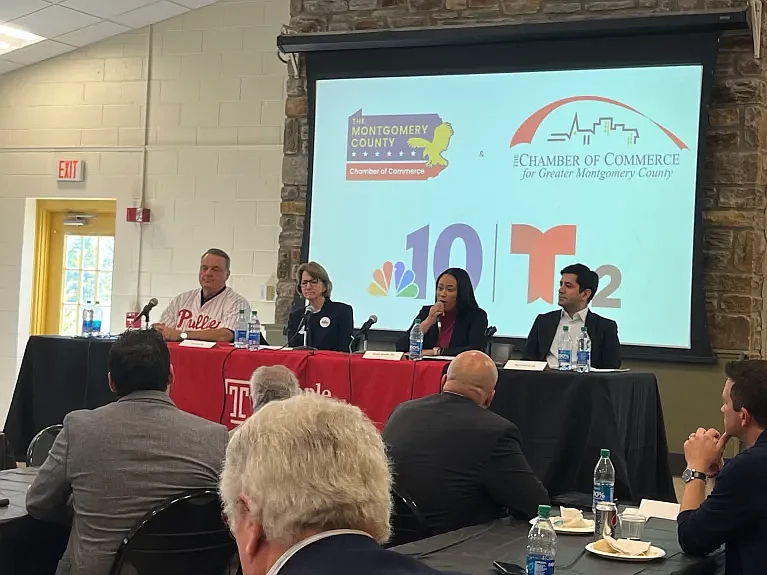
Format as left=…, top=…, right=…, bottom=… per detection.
left=249, top=365, right=300, bottom=413
left=220, top=394, right=455, bottom=575
left=229, top=365, right=302, bottom=437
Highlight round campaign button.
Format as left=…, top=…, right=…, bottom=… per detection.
left=319, top=316, right=331, bottom=328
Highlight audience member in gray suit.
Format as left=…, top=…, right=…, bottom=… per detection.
left=26, top=329, right=229, bottom=575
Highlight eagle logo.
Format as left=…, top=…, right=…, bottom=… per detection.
left=407, top=122, right=454, bottom=168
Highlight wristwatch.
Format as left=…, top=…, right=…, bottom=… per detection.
left=179, top=332, right=188, bottom=341
left=682, top=468, right=707, bottom=483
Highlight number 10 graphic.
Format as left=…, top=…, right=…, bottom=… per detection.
left=405, top=223, right=621, bottom=308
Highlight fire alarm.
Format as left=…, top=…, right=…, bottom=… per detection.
left=127, top=207, right=151, bottom=223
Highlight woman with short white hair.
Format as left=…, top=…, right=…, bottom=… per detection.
left=220, top=394, right=446, bottom=575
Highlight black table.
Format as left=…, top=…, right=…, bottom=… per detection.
left=0, top=467, right=70, bottom=574
left=4, top=337, right=675, bottom=506
left=0, top=468, right=36, bottom=525
left=3, top=336, right=115, bottom=461
left=490, top=370, right=675, bottom=503
left=394, top=516, right=724, bottom=575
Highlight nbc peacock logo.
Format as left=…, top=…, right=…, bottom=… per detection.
left=368, top=261, right=419, bottom=298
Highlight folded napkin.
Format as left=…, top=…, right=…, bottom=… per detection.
left=557, top=506, right=592, bottom=528
left=603, top=536, right=652, bottom=556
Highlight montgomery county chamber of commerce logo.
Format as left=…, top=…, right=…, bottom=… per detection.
left=508, top=95, right=690, bottom=182
left=368, top=260, right=419, bottom=298
left=346, top=109, right=453, bottom=181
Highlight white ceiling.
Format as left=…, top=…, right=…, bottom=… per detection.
left=0, top=0, right=220, bottom=74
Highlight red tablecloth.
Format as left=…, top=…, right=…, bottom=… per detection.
left=167, top=345, right=446, bottom=430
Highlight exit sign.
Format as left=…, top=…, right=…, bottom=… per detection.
left=57, top=160, right=85, bottom=182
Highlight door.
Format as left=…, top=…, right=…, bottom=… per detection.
left=31, top=200, right=117, bottom=336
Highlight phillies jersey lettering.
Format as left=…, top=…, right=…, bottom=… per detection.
left=159, top=287, right=250, bottom=332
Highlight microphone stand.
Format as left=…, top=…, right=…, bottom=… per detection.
left=292, top=311, right=317, bottom=351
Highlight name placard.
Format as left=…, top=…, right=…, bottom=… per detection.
left=362, top=351, right=404, bottom=361
left=179, top=340, right=216, bottom=349
left=503, top=360, right=547, bottom=371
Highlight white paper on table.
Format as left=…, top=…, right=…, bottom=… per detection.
left=422, top=355, right=454, bottom=361
left=179, top=340, right=216, bottom=349
left=590, top=367, right=631, bottom=373
left=259, top=345, right=292, bottom=351
left=639, top=499, right=680, bottom=521
left=362, top=351, right=404, bottom=361
left=503, top=360, right=547, bottom=371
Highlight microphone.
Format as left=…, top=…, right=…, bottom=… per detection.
left=297, top=305, right=315, bottom=349
left=138, top=298, right=158, bottom=319
left=351, top=315, right=378, bottom=354
left=358, top=314, right=378, bottom=337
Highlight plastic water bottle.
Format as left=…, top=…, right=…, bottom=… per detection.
left=593, top=448, right=616, bottom=512
left=409, top=320, right=424, bottom=361
left=527, top=504, right=556, bottom=575
left=575, top=326, right=591, bottom=373
left=81, top=301, right=94, bottom=337
left=234, top=309, right=248, bottom=349
left=247, top=311, right=261, bottom=351
left=92, top=301, right=103, bottom=336
left=557, top=325, right=573, bottom=371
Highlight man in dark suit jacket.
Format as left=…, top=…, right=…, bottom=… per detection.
left=382, top=351, right=549, bottom=536
left=523, top=263, right=621, bottom=369
left=26, top=330, right=228, bottom=575
left=221, top=394, right=455, bottom=575
left=677, top=360, right=767, bottom=575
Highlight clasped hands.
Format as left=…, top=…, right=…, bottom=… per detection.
left=684, top=427, right=730, bottom=478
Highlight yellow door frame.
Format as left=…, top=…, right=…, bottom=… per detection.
left=30, top=199, right=117, bottom=335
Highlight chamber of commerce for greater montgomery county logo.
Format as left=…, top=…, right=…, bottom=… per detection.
left=508, top=95, right=690, bottom=182
left=346, top=109, right=453, bottom=181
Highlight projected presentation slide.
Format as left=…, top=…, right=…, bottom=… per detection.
left=309, top=65, right=703, bottom=348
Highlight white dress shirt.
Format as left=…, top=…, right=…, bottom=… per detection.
left=546, top=307, right=589, bottom=368
left=266, top=529, right=374, bottom=575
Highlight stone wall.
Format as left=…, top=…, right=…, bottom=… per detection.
left=278, top=0, right=767, bottom=356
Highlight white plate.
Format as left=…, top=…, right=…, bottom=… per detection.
left=585, top=541, right=666, bottom=561
left=529, top=517, right=594, bottom=534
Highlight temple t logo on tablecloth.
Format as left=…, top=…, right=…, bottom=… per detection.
left=225, top=380, right=333, bottom=428
left=226, top=379, right=250, bottom=426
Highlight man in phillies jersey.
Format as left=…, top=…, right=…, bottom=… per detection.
left=153, top=248, right=250, bottom=343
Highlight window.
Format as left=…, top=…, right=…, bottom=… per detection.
left=60, top=235, right=114, bottom=336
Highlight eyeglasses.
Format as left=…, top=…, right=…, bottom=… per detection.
left=300, top=278, right=320, bottom=287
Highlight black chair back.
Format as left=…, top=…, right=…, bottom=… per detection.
left=110, top=489, right=238, bottom=575
left=26, top=424, right=63, bottom=467
left=387, top=487, right=430, bottom=548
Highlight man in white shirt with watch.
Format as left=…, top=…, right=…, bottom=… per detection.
left=153, top=248, right=250, bottom=343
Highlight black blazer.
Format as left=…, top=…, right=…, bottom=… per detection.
left=396, top=305, right=488, bottom=356
left=278, top=532, right=454, bottom=575
left=677, top=431, right=767, bottom=575
left=522, top=309, right=621, bottom=369
left=286, top=299, right=354, bottom=352
left=382, top=393, right=549, bottom=537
